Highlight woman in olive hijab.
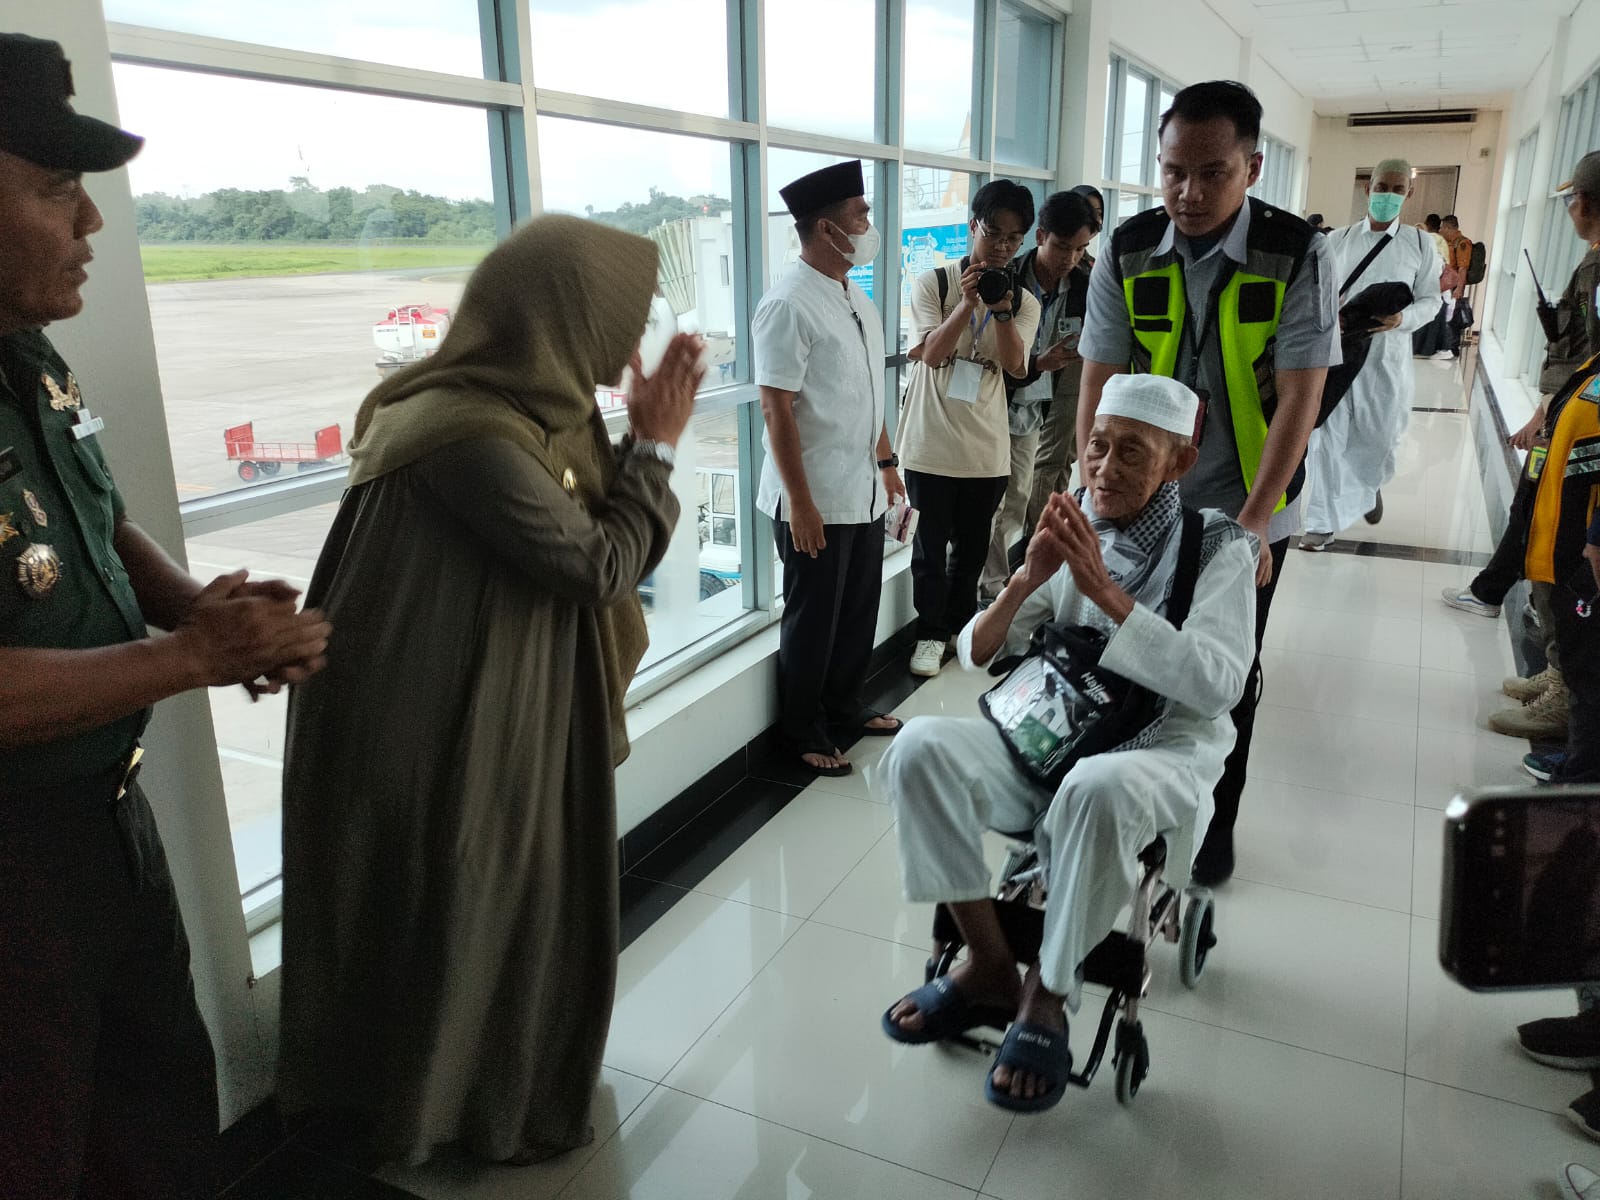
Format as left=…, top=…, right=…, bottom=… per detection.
left=278, top=214, right=702, bottom=1165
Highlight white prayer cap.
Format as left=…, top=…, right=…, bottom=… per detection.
left=1097, top=374, right=1199, bottom=439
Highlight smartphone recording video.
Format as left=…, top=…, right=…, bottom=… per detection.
left=1440, top=785, right=1600, bottom=991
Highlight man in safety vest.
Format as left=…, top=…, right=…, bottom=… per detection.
left=1076, top=79, right=1340, bottom=886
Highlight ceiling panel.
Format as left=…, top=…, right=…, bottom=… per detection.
left=1206, top=0, right=1570, bottom=113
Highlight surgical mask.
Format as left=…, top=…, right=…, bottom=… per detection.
left=834, top=221, right=881, bottom=267
left=1368, top=191, right=1405, bottom=224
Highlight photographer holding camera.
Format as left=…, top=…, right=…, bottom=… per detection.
left=901, top=181, right=1041, bottom=677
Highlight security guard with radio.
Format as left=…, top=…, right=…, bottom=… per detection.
left=1077, top=80, right=1341, bottom=886
left=0, top=32, right=332, bottom=1198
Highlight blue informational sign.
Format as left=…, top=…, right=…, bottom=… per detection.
left=847, top=263, right=875, bottom=299
left=900, top=223, right=969, bottom=305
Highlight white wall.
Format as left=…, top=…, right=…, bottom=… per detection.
left=1562, top=0, right=1600, bottom=94
left=1056, top=0, right=1317, bottom=207
left=1306, top=112, right=1506, bottom=247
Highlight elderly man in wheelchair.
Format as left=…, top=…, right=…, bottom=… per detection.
left=877, top=374, right=1259, bottom=1114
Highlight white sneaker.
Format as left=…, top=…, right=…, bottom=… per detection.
left=1561, top=1162, right=1600, bottom=1200
left=909, top=639, right=946, bottom=677
left=1298, top=531, right=1334, bottom=552
left=1439, top=586, right=1500, bottom=618
left=1431, top=349, right=1455, bottom=361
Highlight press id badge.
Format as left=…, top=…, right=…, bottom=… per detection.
left=1527, top=446, right=1548, bottom=481
left=948, top=358, right=984, bottom=404
left=1018, top=370, right=1053, bottom=402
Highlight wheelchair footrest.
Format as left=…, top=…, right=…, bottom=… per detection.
left=1080, top=931, right=1145, bottom=995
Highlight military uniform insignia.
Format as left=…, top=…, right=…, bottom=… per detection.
left=16, top=543, right=61, bottom=598
left=42, top=372, right=82, bottom=411
left=0, top=513, right=16, bottom=548
left=22, top=489, right=47, bottom=528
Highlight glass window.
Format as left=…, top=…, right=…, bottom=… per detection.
left=765, top=0, right=876, bottom=139
left=539, top=117, right=742, bottom=390
left=103, top=0, right=487, bottom=77
left=994, top=1, right=1054, bottom=168
left=113, top=64, right=496, bottom=501
left=637, top=407, right=752, bottom=671
left=526, top=0, right=730, bottom=117
left=900, top=167, right=979, bottom=349
left=904, top=0, right=976, bottom=156
left=1120, top=70, right=1150, bottom=186
left=186, top=501, right=341, bottom=909
left=766, top=149, right=879, bottom=304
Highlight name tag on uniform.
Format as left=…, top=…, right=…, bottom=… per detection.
left=948, top=358, right=984, bottom=404
left=0, top=447, right=19, bottom=485
left=70, top=409, right=105, bottom=440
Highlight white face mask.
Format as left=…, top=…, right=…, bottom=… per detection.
left=833, top=221, right=880, bottom=267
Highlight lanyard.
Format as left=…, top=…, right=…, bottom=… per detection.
left=969, top=308, right=993, bottom=347
left=1173, top=254, right=1236, bottom=393
left=1029, top=280, right=1060, bottom=352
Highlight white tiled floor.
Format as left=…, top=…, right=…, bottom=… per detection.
left=379, top=359, right=1597, bottom=1198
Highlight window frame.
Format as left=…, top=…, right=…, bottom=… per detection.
left=107, top=0, right=1065, bottom=922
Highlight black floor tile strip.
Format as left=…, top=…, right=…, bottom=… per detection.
left=630, top=775, right=803, bottom=892
left=1411, top=405, right=1467, bottom=413
left=220, top=1143, right=421, bottom=1200
left=1318, top=539, right=1491, bottom=567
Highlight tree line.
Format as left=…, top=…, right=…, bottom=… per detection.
left=132, top=181, right=735, bottom=243
left=133, top=180, right=498, bottom=243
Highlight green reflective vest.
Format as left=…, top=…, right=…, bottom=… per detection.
left=1112, top=198, right=1315, bottom=511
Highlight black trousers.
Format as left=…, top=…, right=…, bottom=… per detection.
left=1553, top=576, right=1600, bottom=784
left=906, top=470, right=1009, bottom=642
left=1471, top=472, right=1536, bottom=606
left=0, top=776, right=217, bottom=1200
left=1201, top=536, right=1291, bottom=856
left=774, top=516, right=885, bottom=751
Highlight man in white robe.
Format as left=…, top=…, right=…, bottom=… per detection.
left=876, top=375, right=1257, bottom=1113
left=1301, top=158, right=1443, bottom=548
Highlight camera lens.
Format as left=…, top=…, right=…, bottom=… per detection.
left=977, top=267, right=1012, bottom=306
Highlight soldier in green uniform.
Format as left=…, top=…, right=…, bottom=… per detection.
left=0, top=33, right=333, bottom=1199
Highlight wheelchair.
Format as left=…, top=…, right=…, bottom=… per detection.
left=925, top=831, right=1217, bottom=1104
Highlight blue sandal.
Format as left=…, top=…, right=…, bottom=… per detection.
left=984, top=1020, right=1073, bottom=1112
left=881, top=976, right=1011, bottom=1045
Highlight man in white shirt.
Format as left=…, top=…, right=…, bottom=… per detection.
left=754, top=161, right=904, bottom=777
left=878, top=374, right=1257, bottom=1113
left=1300, top=158, right=1442, bottom=549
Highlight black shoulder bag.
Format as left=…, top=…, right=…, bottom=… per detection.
left=979, top=508, right=1205, bottom=789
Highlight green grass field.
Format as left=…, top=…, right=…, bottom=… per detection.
left=139, top=241, right=494, bottom=283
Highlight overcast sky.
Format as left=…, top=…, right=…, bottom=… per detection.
left=105, top=0, right=976, bottom=212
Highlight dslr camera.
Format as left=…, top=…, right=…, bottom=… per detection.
left=976, top=262, right=1016, bottom=308
left=1441, top=784, right=1600, bottom=990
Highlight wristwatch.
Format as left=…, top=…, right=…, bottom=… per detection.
left=630, top=438, right=676, bottom=469
left=992, top=309, right=1013, bottom=323
left=877, top=453, right=899, bottom=470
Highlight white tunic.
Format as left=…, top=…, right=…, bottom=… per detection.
left=753, top=260, right=888, bottom=525
left=1302, top=219, right=1442, bottom=534
left=875, top=522, right=1257, bottom=1003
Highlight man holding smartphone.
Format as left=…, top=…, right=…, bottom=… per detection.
left=981, top=190, right=1099, bottom=600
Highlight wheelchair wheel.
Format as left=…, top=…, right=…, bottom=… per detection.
left=1114, top=1021, right=1149, bottom=1105
left=1179, top=891, right=1216, bottom=989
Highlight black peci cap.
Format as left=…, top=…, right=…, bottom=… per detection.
left=779, top=160, right=864, bottom=220
left=0, top=33, right=143, bottom=173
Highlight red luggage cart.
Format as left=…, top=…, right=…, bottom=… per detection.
left=223, top=422, right=344, bottom=482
